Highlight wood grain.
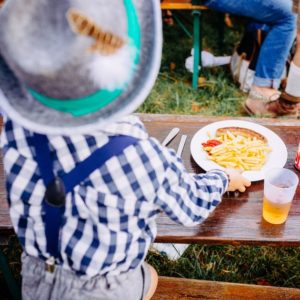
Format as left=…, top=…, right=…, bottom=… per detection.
left=152, top=276, right=300, bottom=300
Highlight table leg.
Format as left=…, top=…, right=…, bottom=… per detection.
left=192, top=10, right=201, bottom=89
left=0, top=248, right=21, bottom=300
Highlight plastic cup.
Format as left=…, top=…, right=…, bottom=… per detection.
left=263, top=168, right=299, bottom=224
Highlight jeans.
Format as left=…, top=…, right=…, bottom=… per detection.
left=205, top=0, right=297, bottom=88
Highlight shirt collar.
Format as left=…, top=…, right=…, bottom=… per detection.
left=96, top=114, right=148, bottom=140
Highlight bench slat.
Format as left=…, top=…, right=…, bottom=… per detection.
left=152, top=277, right=300, bottom=300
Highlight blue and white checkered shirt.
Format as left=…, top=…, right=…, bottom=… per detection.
left=1, top=115, right=228, bottom=278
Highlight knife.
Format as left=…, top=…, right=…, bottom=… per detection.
left=176, top=135, right=187, bottom=157
left=162, top=127, right=180, bottom=147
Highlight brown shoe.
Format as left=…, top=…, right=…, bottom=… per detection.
left=243, top=90, right=299, bottom=118
left=280, top=91, right=300, bottom=103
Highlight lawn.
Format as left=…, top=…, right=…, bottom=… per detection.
left=1, top=10, right=300, bottom=299
left=139, top=10, right=247, bottom=116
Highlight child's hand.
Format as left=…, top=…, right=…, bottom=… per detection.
left=225, top=168, right=251, bottom=192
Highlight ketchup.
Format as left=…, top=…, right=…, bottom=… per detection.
left=202, top=139, right=222, bottom=148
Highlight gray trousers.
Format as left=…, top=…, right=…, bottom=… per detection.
left=21, top=253, right=150, bottom=300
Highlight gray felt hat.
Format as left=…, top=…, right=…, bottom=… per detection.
left=0, top=0, right=162, bottom=134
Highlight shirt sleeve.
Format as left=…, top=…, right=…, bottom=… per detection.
left=154, top=145, right=228, bottom=227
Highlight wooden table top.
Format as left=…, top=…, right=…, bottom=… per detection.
left=0, top=114, right=300, bottom=247
left=140, top=114, right=300, bottom=247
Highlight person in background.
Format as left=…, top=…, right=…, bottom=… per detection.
left=278, top=0, right=300, bottom=110
left=204, top=0, right=297, bottom=117
left=0, top=1, right=250, bottom=299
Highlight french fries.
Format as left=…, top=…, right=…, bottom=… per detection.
left=202, top=129, right=272, bottom=171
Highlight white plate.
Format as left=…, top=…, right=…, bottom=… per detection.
left=190, top=120, right=288, bottom=182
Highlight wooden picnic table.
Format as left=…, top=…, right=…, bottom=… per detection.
left=139, top=113, right=300, bottom=247
left=0, top=114, right=300, bottom=247
left=1, top=114, right=300, bottom=299
left=1, top=114, right=300, bottom=248
left=0, top=114, right=300, bottom=246
left=161, top=0, right=207, bottom=10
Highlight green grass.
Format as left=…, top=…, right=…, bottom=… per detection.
left=139, top=69, right=246, bottom=116
left=1, top=11, right=300, bottom=298
left=139, top=11, right=247, bottom=116
left=0, top=236, right=22, bottom=299
left=147, top=245, right=300, bottom=288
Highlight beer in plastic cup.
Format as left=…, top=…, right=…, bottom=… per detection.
left=263, top=168, right=299, bottom=224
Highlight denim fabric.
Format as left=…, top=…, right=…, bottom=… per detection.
left=205, top=0, right=297, bottom=88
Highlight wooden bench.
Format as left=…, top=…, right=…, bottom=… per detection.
left=161, top=0, right=208, bottom=89
left=153, top=277, right=300, bottom=300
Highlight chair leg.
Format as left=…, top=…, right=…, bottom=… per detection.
left=172, top=12, right=192, bottom=39
left=0, top=248, right=21, bottom=300
left=192, top=10, right=201, bottom=89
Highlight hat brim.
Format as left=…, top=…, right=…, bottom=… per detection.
left=0, top=0, right=162, bottom=135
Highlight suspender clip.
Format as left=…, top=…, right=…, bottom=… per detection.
left=45, top=256, right=56, bottom=273
left=45, top=177, right=66, bottom=207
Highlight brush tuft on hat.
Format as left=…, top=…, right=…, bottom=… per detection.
left=87, top=44, right=137, bottom=91
left=67, top=9, right=125, bottom=55
left=67, top=7, right=137, bottom=91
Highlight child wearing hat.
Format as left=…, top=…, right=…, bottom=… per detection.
left=0, top=0, right=250, bottom=299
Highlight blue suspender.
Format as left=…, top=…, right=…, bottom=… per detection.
left=32, top=133, right=138, bottom=259
left=33, top=134, right=63, bottom=258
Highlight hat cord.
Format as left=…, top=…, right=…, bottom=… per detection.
left=27, top=0, right=140, bottom=117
